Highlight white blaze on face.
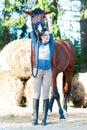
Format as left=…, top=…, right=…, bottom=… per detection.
left=37, top=24, right=43, bottom=33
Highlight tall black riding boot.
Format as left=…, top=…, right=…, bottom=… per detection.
left=32, top=99, right=39, bottom=125
left=42, top=99, right=49, bottom=126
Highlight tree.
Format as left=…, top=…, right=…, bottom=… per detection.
left=1, top=0, right=11, bottom=46
left=0, top=0, right=33, bottom=49
left=80, top=0, right=87, bottom=72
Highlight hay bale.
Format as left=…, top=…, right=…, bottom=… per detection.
left=0, top=70, right=24, bottom=107
left=24, top=78, right=33, bottom=111
left=0, top=39, right=31, bottom=80
left=71, top=72, right=87, bottom=107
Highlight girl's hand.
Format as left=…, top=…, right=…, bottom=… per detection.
left=28, top=15, right=33, bottom=32
left=46, top=14, right=52, bottom=33
left=46, top=14, right=51, bottom=22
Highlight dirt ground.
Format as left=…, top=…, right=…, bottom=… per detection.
left=0, top=102, right=87, bottom=130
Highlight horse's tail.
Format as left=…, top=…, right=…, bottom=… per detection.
left=63, top=72, right=72, bottom=100
left=63, top=72, right=66, bottom=90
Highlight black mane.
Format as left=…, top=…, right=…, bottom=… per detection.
left=32, top=8, right=43, bottom=15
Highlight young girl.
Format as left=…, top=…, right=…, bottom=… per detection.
left=29, top=13, right=54, bottom=125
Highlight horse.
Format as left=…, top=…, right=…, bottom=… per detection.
left=24, top=8, right=76, bottom=120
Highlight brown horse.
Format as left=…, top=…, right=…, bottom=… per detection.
left=24, top=8, right=76, bottom=120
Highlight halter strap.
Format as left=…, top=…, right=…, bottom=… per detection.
left=33, top=21, right=44, bottom=30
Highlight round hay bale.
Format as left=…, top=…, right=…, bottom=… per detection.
left=0, top=39, right=31, bottom=80
left=24, top=78, right=33, bottom=111
left=0, top=70, right=24, bottom=107
left=71, top=72, right=87, bottom=107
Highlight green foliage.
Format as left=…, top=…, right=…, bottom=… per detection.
left=2, top=15, right=26, bottom=28
left=73, top=40, right=81, bottom=75
left=52, top=22, right=60, bottom=39
left=80, top=0, right=87, bottom=5
left=81, top=9, right=87, bottom=19
left=79, top=0, right=87, bottom=19
left=5, top=3, right=14, bottom=12
left=0, top=0, right=30, bottom=47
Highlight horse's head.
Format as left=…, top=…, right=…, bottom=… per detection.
left=24, top=8, right=51, bottom=38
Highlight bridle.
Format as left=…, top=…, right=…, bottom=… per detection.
left=32, top=21, right=45, bottom=36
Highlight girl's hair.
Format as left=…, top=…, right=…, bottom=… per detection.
left=40, top=27, right=48, bottom=36
left=38, top=28, right=48, bottom=41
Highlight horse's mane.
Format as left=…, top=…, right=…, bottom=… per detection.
left=32, top=8, right=43, bottom=15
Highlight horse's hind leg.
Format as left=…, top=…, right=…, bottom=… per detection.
left=53, top=86, right=65, bottom=120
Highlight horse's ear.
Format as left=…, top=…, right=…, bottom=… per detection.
left=24, top=10, right=32, bottom=15
left=43, top=10, right=51, bottom=15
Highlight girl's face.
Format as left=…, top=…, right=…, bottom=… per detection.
left=41, top=31, right=50, bottom=43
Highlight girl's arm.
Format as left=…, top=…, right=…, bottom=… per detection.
left=46, top=14, right=52, bottom=33
left=28, top=15, right=33, bottom=32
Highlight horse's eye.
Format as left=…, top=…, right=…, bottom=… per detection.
left=43, top=16, right=46, bottom=21
left=31, top=15, right=34, bottom=18
left=31, top=15, right=33, bottom=18
left=43, top=16, right=45, bottom=19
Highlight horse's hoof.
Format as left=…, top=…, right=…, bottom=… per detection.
left=47, top=109, right=51, bottom=116
left=63, top=109, right=68, bottom=117
left=60, top=115, right=66, bottom=122
left=60, top=118, right=66, bottom=122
